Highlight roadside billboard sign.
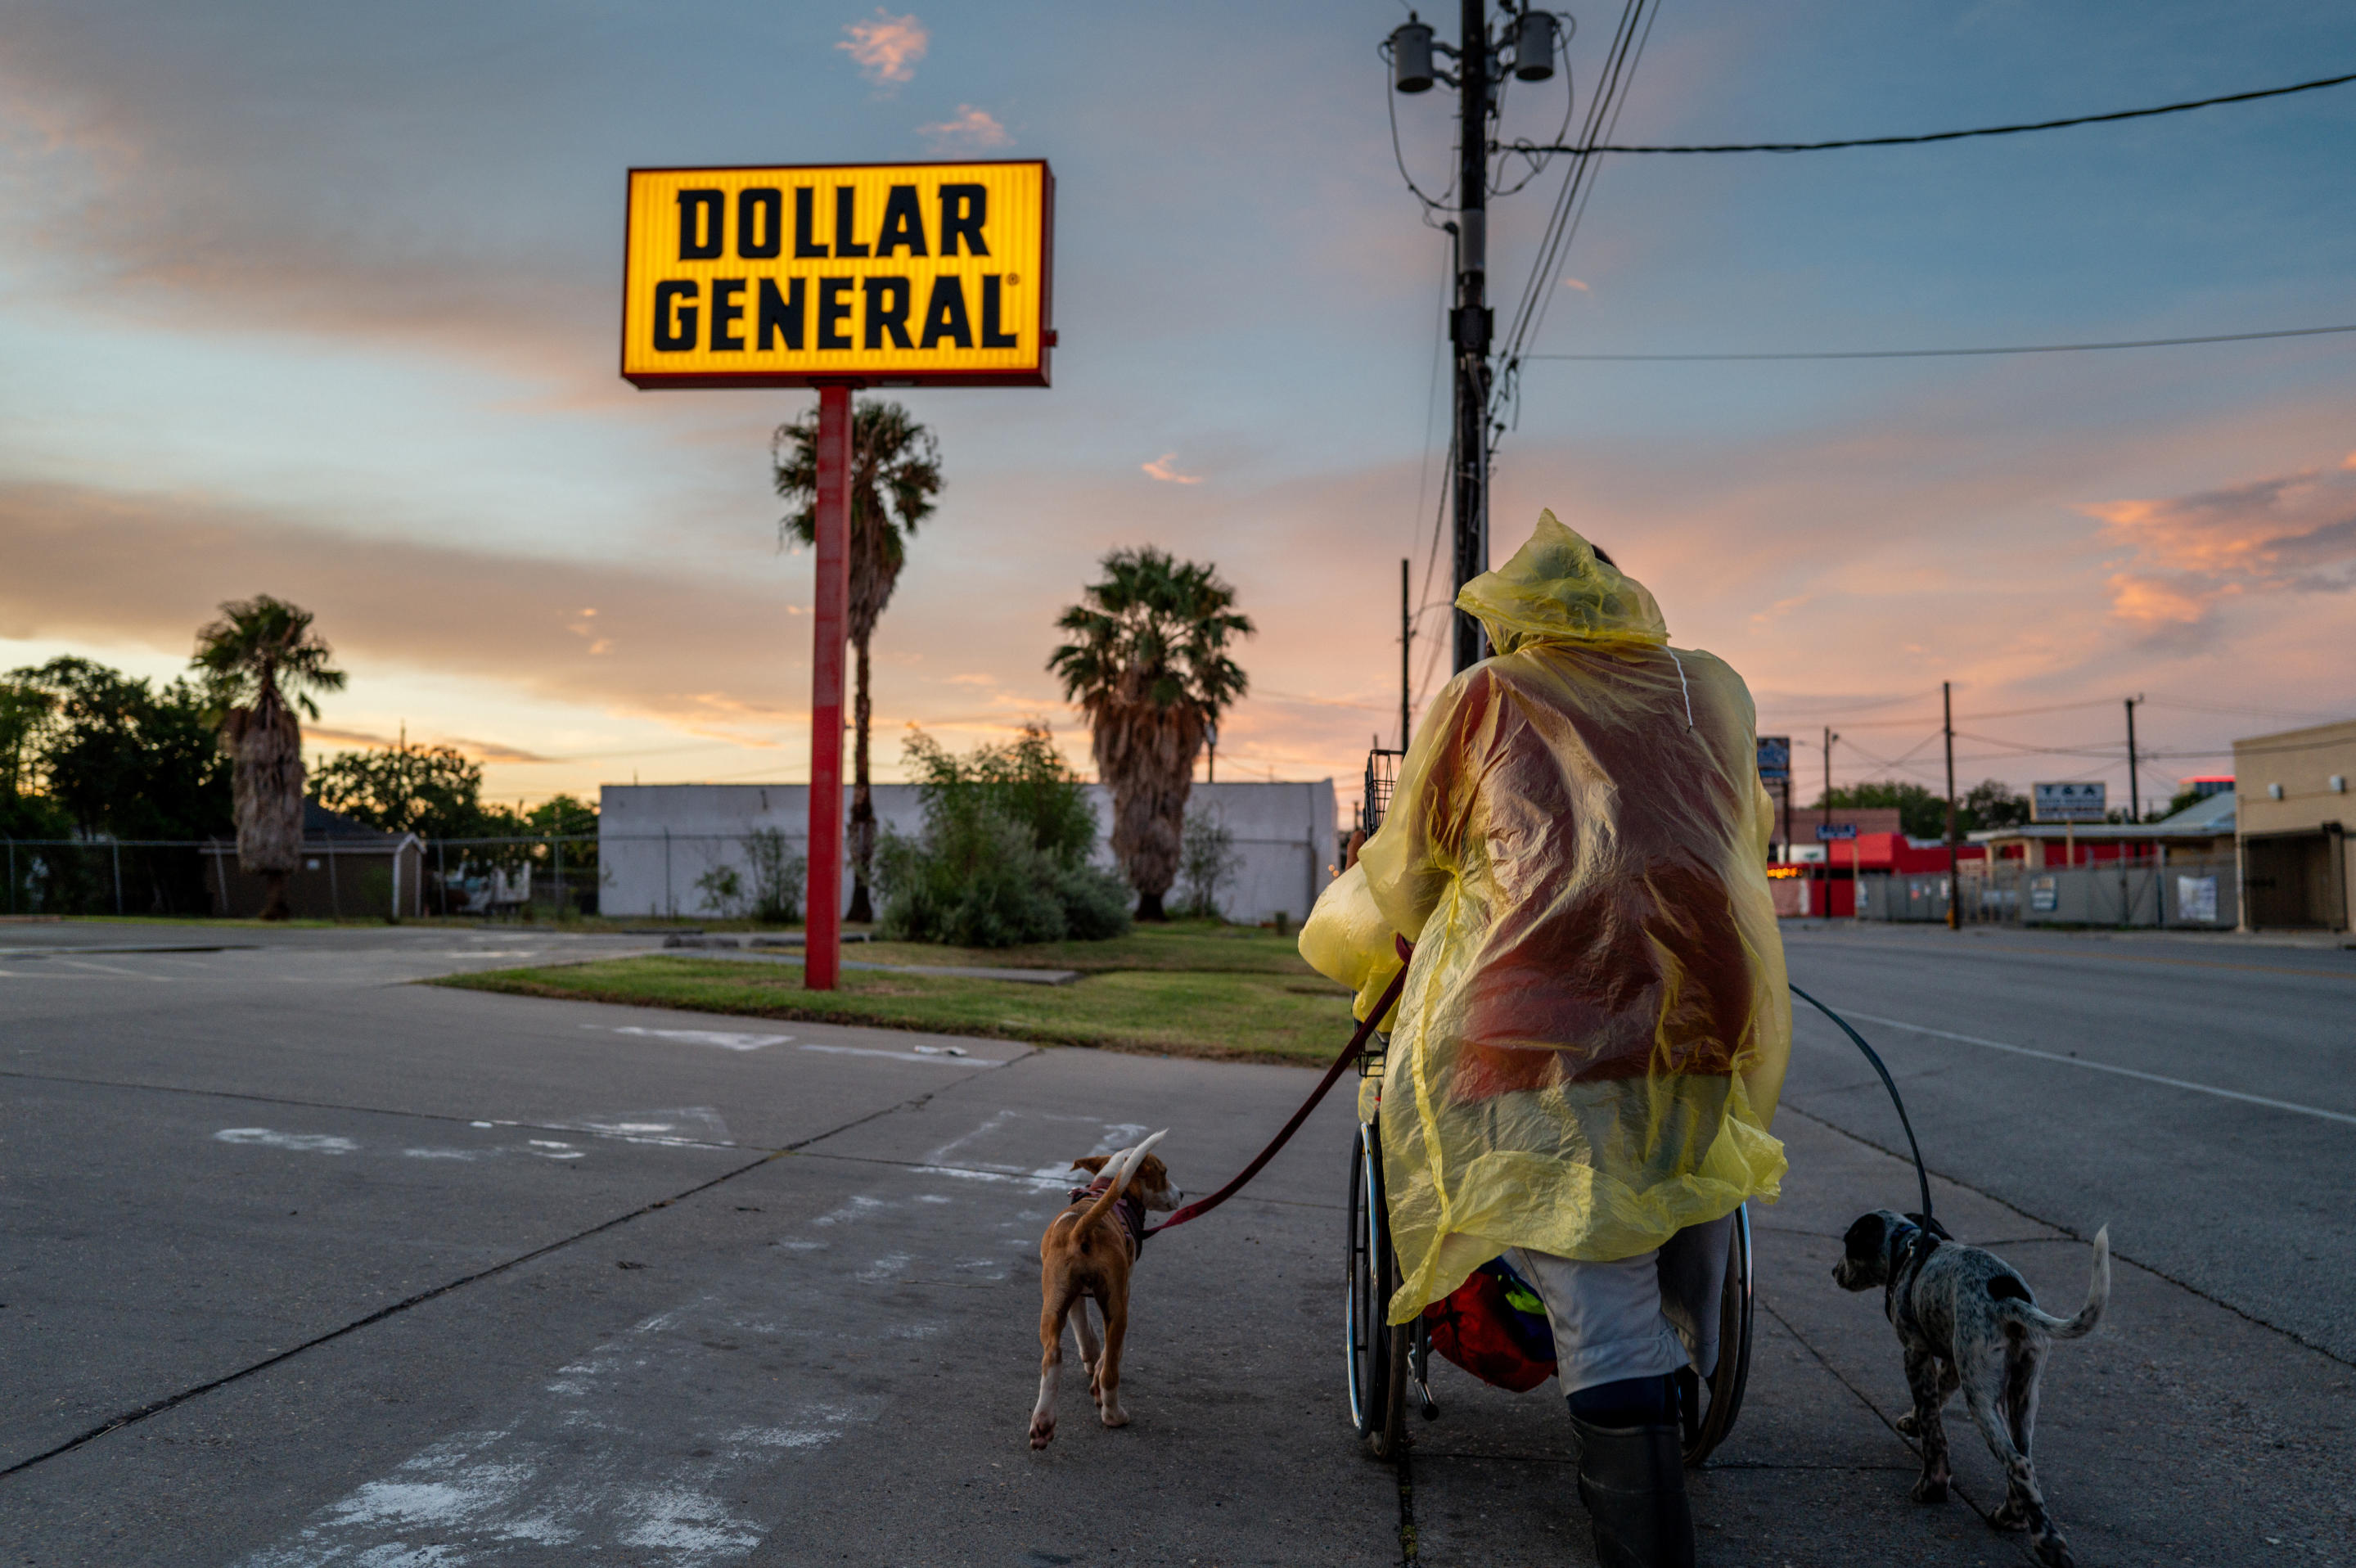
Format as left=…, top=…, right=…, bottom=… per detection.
left=2033, top=782, right=2107, bottom=823
left=622, top=160, right=1054, bottom=389
left=1757, top=735, right=1791, bottom=781
left=619, top=159, right=1056, bottom=992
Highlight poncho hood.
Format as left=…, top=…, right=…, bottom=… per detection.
left=1457, top=510, right=1669, bottom=653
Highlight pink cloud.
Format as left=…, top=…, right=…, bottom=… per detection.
left=838, top=10, right=928, bottom=85
left=2081, top=456, right=2356, bottom=626
left=1141, top=453, right=1202, bottom=485
left=919, top=105, right=1011, bottom=151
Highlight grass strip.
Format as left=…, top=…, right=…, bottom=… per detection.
left=435, top=953, right=1356, bottom=1065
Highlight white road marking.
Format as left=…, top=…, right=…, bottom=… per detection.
left=604, top=1025, right=791, bottom=1052
left=1829, top=1007, right=2356, bottom=1129
left=796, top=1042, right=1005, bottom=1066
left=238, top=1299, right=882, bottom=1567
left=53, top=957, right=165, bottom=979
left=214, top=1128, right=358, bottom=1155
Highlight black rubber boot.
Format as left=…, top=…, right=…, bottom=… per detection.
left=1570, top=1413, right=1695, bottom=1568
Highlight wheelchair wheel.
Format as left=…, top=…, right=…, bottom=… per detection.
left=1675, top=1202, right=1754, bottom=1466
left=1345, top=1119, right=1408, bottom=1461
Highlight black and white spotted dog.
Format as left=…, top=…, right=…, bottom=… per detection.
left=1833, top=1210, right=2110, bottom=1568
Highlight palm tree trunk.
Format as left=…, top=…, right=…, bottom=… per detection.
left=229, top=692, right=304, bottom=921
left=846, top=629, right=876, bottom=924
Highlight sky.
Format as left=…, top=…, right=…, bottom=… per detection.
left=2, top=1, right=2351, bottom=823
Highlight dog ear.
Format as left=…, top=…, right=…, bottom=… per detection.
left=1841, top=1212, right=1891, bottom=1264
left=1070, top=1155, right=1110, bottom=1174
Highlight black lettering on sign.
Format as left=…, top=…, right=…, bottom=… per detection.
left=875, top=184, right=927, bottom=257
left=676, top=190, right=723, bottom=259
left=737, top=189, right=782, bottom=259
left=939, top=184, right=988, bottom=257
left=980, top=275, right=1018, bottom=348
left=757, top=277, right=804, bottom=350
left=917, top=276, right=972, bottom=349
left=817, top=277, right=854, bottom=349
left=793, top=187, right=827, bottom=258
left=710, top=277, right=746, bottom=350
left=863, top=277, right=912, bottom=349
left=832, top=187, right=869, bottom=258
left=653, top=280, right=700, bottom=351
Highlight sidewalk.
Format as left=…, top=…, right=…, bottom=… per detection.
left=1406, top=1108, right=2353, bottom=1566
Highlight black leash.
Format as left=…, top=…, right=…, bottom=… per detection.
left=1788, top=983, right=1948, bottom=1239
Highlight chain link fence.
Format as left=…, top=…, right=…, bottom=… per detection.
left=2, top=835, right=607, bottom=921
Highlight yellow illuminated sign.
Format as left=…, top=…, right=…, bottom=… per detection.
left=621, top=160, right=1053, bottom=388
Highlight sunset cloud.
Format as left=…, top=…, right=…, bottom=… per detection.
left=1559, top=277, right=1591, bottom=291
left=919, top=106, right=1011, bottom=151
left=838, top=10, right=928, bottom=85
left=1141, top=453, right=1202, bottom=484
left=2083, top=456, right=2356, bottom=625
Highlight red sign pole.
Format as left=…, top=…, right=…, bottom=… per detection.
left=805, top=381, right=854, bottom=989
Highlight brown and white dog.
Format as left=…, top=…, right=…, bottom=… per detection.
left=1028, top=1131, right=1178, bottom=1449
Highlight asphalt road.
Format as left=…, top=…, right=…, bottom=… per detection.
left=2, top=919, right=2350, bottom=1566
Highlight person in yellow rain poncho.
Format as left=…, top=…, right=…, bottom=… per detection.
left=1300, top=511, right=1789, bottom=1568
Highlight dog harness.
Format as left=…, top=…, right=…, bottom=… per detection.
left=1886, top=1219, right=1944, bottom=1342
left=1066, top=1175, right=1149, bottom=1259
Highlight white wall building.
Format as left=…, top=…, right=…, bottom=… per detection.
left=597, top=780, right=1337, bottom=926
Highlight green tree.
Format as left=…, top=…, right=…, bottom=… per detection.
left=191, top=597, right=346, bottom=919
left=773, top=399, right=944, bottom=924
left=873, top=724, right=1129, bottom=947
left=1810, top=777, right=2033, bottom=839
left=1049, top=547, right=1253, bottom=920
left=6, top=657, right=230, bottom=840
left=0, top=678, right=56, bottom=799
left=312, top=741, right=487, bottom=840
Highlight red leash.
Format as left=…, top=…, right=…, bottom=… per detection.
left=1145, top=939, right=1412, bottom=1237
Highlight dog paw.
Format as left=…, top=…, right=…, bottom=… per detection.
left=1990, top=1501, right=2029, bottom=1533
left=2029, top=1535, right=2075, bottom=1568
left=1894, top=1411, right=1919, bottom=1437
left=1909, top=1477, right=1948, bottom=1505
left=1099, top=1403, right=1129, bottom=1429
left=1028, top=1416, right=1056, bottom=1449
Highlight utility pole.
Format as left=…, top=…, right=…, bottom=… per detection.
left=1392, top=7, right=1544, bottom=677
left=1449, top=0, right=1493, bottom=674
left=1399, top=557, right=1413, bottom=750
left=2124, top=696, right=2142, bottom=824
left=1943, top=681, right=1960, bottom=930
left=1822, top=726, right=1836, bottom=838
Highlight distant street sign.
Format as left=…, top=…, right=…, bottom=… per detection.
left=1757, top=735, right=1791, bottom=781
left=2033, top=782, right=2107, bottom=823
left=1815, top=822, right=1858, bottom=841
left=622, top=160, right=1055, bottom=389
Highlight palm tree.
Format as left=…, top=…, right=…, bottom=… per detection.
left=1050, top=547, right=1252, bottom=921
left=191, top=597, right=345, bottom=920
left=773, top=399, right=944, bottom=923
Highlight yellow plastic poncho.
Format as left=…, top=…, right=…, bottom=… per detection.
left=1302, top=511, right=1790, bottom=1325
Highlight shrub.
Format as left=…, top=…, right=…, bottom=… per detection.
left=875, top=724, right=1132, bottom=947
left=1172, top=801, right=1242, bottom=920
left=743, top=827, right=806, bottom=924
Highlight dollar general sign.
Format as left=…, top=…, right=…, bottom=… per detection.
left=621, top=160, right=1054, bottom=387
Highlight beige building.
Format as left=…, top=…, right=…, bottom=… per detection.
left=2234, top=719, right=2356, bottom=931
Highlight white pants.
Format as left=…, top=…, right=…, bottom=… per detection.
left=1509, top=1212, right=1734, bottom=1395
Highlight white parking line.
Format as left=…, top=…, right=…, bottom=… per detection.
left=1829, top=1007, right=2356, bottom=1129
left=796, top=1043, right=1007, bottom=1067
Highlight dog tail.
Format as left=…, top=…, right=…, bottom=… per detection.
left=1076, top=1129, right=1168, bottom=1235
left=2011, top=1225, right=2110, bottom=1339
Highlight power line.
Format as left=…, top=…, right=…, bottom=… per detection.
left=1503, top=68, right=2356, bottom=155
left=1523, top=321, right=2356, bottom=363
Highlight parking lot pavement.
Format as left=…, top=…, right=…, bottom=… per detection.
left=4, top=921, right=2352, bottom=1565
